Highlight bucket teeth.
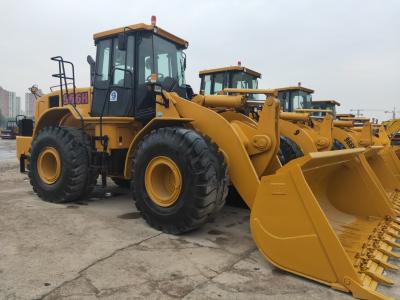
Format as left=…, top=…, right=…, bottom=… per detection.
left=372, top=230, right=400, bottom=248
left=383, top=238, right=400, bottom=249
left=362, top=270, right=395, bottom=285
left=390, top=218, right=400, bottom=225
left=378, top=247, right=400, bottom=259
left=387, top=230, right=400, bottom=239
left=386, top=223, right=400, bottom=232
left=355, top=253, right=399, bottom=271
left=388, top=222, right=400, bottom=231
left=370, top=257, right=399, bottom=271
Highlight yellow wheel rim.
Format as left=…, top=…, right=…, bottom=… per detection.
left=37, top=147, right=61, bottom=185
left=145, top=156, right=182, bottom=207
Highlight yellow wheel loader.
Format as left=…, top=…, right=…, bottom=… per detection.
left=198, top=66, right=334, bottom=164
left=15, top=21, right=400, bottom=299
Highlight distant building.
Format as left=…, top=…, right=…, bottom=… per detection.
left=7, top=92, right=21, bottom=118
left=15, top=96, right=21, bottom=117
left=8, top=92, right=15, bottom=117
left=25, top=92, right=36, bottom=117
left=25, top=89, right=42, bottom=118
left=0, top=87, right=23, bottom=118
left=0, top=86, right=9, bottom=118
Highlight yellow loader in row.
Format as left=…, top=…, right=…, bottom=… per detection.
left=15, top=22, right=400, bottom=299
left=382, top=119, right=400, bottom=159
left=198, top=65, right=400, bottom=213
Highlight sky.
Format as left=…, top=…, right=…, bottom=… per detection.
left=0, top=0, right=399, bottom=121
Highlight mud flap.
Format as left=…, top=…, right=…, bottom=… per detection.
left=250, top=149, right=399, bottom=300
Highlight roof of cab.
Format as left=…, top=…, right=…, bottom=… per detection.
left=336, top=113, right=355, bottom=118
left=275, top=86, right=314, bottom=94
left=199, top=66, right=261, bottom=78
left=312, top=100, right=341, bottom=106
left=93, top=23, right=188, bottom=48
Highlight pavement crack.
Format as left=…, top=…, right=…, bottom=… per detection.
left=38, top=232, right=162, bottom=299
left=179, top=246, right=257, bottom=298
left=78, top=232, right=162, bottom=275
left=38, top=274, right=83, bottom=300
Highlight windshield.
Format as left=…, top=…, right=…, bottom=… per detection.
left=231, top=72, right=260, bottom=100
left=312, top=102, right=337, bottom=117
left=291, top=90, right=312, bottom=111
left=153, top=35, right=186, bottom=88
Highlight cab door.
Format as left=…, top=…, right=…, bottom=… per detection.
left=108, top=35, right=135, bottom=116
left=92, top=36, right=135, bottom=117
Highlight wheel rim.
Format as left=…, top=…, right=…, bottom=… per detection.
left=37, top=147, right=61, bottom=184
left=145, top=156, right=182, bottom=207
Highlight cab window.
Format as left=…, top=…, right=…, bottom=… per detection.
left=291, top=91, right=312, bottom=111
left=110, top=35, right=135, bottom=88
left=292, top=95, right=305, bottom=110
left=153, top=35, right=186, bottom=87
left=278, top=91, right=290, bottom=111
left=112, top=38, right=126, bottom=86
left=95, top=39, right=111, bottom=84
left=213, top=73, right=224, bottom=94
left=125, top=36, right=135, bottom=87
left=138, top=34, right=154, bottom=84
left=201, top=75, right=212, bottom=95
left=231, top=72, right=260, bottom=99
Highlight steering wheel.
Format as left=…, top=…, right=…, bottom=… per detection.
left=146, top=73, right=165, bottom=82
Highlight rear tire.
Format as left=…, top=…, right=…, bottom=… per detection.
left=332, top=139, right=346, bottom=150
left=28, top=127, right=94, bottom=203
left=226, top=186, right=248, bottom=208
left=131, top=127, right=221, bottom=234
left=111, top=177, right=131, bottom=189
left=279, top=136, right=303, bottom=165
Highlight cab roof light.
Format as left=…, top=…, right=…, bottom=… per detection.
left=151, top=15, right=157, bottom=26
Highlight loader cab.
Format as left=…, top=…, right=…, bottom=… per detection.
left=199, top=65, right=261, bottom=100
left=91, top=23, right=188, bottom=121
left=312, top=100, right=340, bottom=118
left=276, top=86, right=314, bottom=112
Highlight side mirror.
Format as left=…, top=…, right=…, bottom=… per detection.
left=118, top=33, right=127, bottom=51
left=87, top=54, right=95, bottom=64
left=87, top=55, right=96, bottom=86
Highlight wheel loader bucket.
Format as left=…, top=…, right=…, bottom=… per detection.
left=395, top=147, right=400, bottom=159
left=250, top=149, right=400, bottom=300
left=378, top=147, right=400, bottom=183
left=363, top=147, right=400, bottom=212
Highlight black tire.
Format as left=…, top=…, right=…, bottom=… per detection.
left=332, top=139, right=346, bottom=150
left=277, top=148, right=286, bottom=165
left=279, top=136, right=303, bottom=165
left=28, top=127, right=95, bottom=203
left=203, top=135, right=229, bottom=215
left=226, top=186, right=248, bottom=209
left=66, top=128, right=98, bottom=198
left=131, top=127, right=221, bottom=234
left=111, top=177, right=131, bottom=189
